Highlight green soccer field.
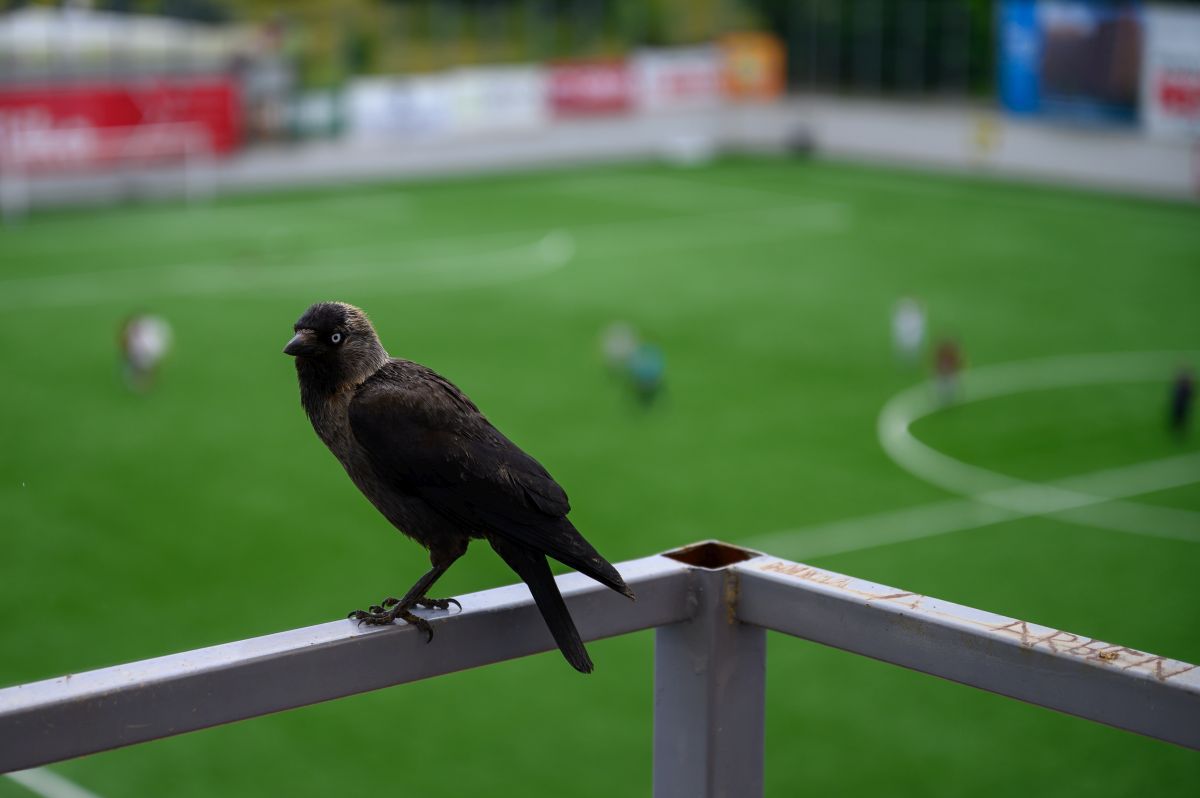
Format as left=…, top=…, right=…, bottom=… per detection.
left=1, top=157, right=1198, bottom=797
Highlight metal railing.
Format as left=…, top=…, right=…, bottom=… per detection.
left=1, top=541, right=1197, bottom=795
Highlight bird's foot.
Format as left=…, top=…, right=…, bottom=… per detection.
left=347, top=605, right=434, bottom=641
left=347, top=595, right=460, bottom=642
left=381, top=595, right=461, bottom=612
left=347, top=606, right=396, bottom=626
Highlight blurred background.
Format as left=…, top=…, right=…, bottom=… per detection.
left=1, top=0, right=1198, bottom=796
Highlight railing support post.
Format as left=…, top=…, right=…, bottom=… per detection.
left=653, top=567, right=766, bottom=798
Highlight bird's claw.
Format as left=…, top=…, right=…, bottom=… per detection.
left=348, top=608, right=392, bottom=625
left=399, top=612, right=434, bottom=643
left=415, top=597, right=461, bottom=611
left=378, top=595, right=460, bottom=611
left=347, top=604, right=436, bottom=642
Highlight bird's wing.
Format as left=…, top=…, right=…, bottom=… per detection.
left=348, top=362, right=585, bottom=546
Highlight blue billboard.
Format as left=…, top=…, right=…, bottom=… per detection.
left=999, top=1, right=1143, bottom=124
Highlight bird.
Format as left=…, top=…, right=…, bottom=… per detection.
left=283, top=301, right=635, bottom=673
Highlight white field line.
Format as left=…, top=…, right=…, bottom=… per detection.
left=879, top=351, right=1200, bottom=512
left=746, top=351, right=1200, bottom=560
left=743, top=452, right=1200, bottom=560
left=544, top=174, right=728, bottom=210
left=96, top=233, right=563, bottom=301
left=1056, top=500, right=1200, bottom=543
left=776, top=166, right=1200, bottom=223
left=541, top=172, right=830, bottom=210
left=0, top=202, right=848, bottom=310
left=0, top=233, right=562, bottom=309
left=559, top=168, right=1056, bottom=212
left=620, top=172, right=827, bottom=204
left=6, top=193, right=419, bottom=265
left=6, top=769, right=104, bottom=798
left=742, top=497, right=1018, bottom=560
left=556, top=167, right=1156, bottom=224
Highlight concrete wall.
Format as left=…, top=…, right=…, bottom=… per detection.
left=784, top=96, right=1198, bottom=202
left=6, top=95, right=1196, bottom=216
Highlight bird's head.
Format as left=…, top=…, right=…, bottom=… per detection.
left=284, top=302, right=388, bottom=386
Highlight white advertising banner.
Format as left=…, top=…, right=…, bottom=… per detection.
left=449, top=65, right=548, bottom=133
left=347, top=67, right=548, bottom=140
left=345, top=75, right=455, bottom=140
left=632, top=46, right=722, bottom=112
left=1141, top=4, right=1200, bottom=139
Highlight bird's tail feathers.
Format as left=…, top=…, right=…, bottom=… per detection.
left=545, top=518, right=636, bottom=601
left=555, top=549, right=635, bottom=601
left=490, top=538, right=594, bottom=674
left=468, top=509, right=636, bottom=602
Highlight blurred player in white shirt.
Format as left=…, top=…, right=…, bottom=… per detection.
left=601, top=321, right=638, bottom=373
left=119, top=313, right=172, bottom=393
left=892, top=297, right=926, bottom=367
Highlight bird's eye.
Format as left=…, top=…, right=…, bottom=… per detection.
left=331, top=332, right=343, bottom=344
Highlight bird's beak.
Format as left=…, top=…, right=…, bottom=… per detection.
left=283, top=330, right=318, bottom=357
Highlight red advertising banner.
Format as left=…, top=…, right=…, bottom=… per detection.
left=1142, top=4, right=1200, bottom=139
left=0, top=78, right=241, bottom=171
left=633, top=47, right=721, bottom=112
left=1158, top=73, right=1200, bottom=118
left=547, top=61, right=633, bottom=117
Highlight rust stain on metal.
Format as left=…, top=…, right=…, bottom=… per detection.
left=869, top=591, right=925, bottom=610
left=759, top=559, right=1200, bottom=684
left=1161, top=661, right=1196, bottom=681
left=996, top=624, right=1103, bottom=656
left=759, top=561, right=851, bottom=589
left=1122, top=656, right=1198, bottom=682
left=990, top=620, right=1033, bottom=645
left=723, top=571, right=740, bottom=625
left=988, top=621, right=1198, bottom=681
left=1038, top=630, right=1094, bottom=655
left=759, top=561, right=926, bottom=607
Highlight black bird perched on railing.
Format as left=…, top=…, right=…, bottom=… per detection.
left=283, top=301, right=635, bottom=673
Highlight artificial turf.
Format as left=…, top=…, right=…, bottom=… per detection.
left=1, top=156, right=1197, bottom=796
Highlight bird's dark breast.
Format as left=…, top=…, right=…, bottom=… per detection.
left=302, top=386, right=470, bottom=549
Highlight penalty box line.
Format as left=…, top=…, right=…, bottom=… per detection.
left=748, top=351, right=1200, bottom=561
left=742, top=452, right=1200, bottom=562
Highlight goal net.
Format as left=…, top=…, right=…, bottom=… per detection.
left=0, top=121, right=217, bottom=221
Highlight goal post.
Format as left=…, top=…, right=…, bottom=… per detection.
left=0, top=121, right=217, bottom=221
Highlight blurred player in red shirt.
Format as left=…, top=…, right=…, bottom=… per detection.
left=934, top=337, right=963, bottom=405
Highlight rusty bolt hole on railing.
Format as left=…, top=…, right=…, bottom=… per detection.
left=662, top=540, right=760, bottom=569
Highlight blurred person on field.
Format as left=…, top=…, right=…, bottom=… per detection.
left=892, top=297, right=926, bottom=366
left=933, top=337, right=963, bottom=406
left=600, top=321, right=638, bottom=374
left=119, top=313, right=173, bottom=393
left=1169, top=366, right=1194, bottom=439
left=628, top=341, right=666, bottom=407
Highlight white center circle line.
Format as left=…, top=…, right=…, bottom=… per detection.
left=878, top=350, right=1200, bottom=539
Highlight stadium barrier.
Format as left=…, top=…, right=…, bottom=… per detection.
left=1, top=541, right=1196, bottom=794
left=0, top=121, right=217, bottom=221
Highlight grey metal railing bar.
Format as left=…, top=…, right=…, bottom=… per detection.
left=654, top=565, right=766, bottom=798
left=0, top=553, right=694, bottom=773
left=2, top=540, right=1197, bottom=795
left=732, top=555, right=1200, bottom=750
